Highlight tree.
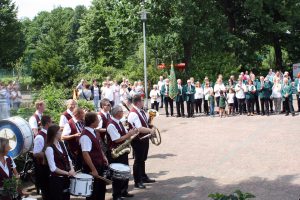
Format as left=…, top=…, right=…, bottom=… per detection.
left=0, top=0, right=24, bottom=68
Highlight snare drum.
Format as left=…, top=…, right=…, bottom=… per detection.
left=109, top=163, right=131, bottom=180
left=70, top=173, right=93, bottom=197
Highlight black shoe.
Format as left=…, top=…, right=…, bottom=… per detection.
left=176, top=115, right=181, bottom=117
left=292, top=113, right=295, bottom=116
left=285, top=113, right=289, bottom=116
left=122, top=192, right=134, bottom=198
left=142, top=178, right=156, bottom=183
left=166, top=114, right=169, bottom=117
left=134, top=182, right=146, bottom=189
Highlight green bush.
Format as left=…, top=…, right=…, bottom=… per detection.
left=209, top=190, right=255, bottom=200
left=77, top=99, right=94, bottom=112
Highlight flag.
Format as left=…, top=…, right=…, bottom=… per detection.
left=169, top=61, right=178, bottom=99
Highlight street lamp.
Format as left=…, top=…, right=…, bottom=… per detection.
left=139, top=2, right=149, bottom=109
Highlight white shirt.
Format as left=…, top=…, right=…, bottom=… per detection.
left=93, top=86, right=100, bottom=97
left=204, top=87, right=212, bottom=100
left=214, top=83, right=225, bottom=97
left=158, top=80, right=164, bottom=91
left=80, top=127, right=96, bottom=152
left=195, top=87, right=204, bottom=99
left=235, top=83, right=246, bottom=99
left=29, top=111, right=42, bottom=129
left=103, top=87, right=114, bottom=101
left=227, top=93, right=235, bottom=104
left=150, top=90, right=160, bottom=103
left=127, top=105, right=149, bottom=128
left=107, top=117, right=128, bottom=142
left=33, top=128, right=47, bottom=154
left=272, top=83, right=282, bottom=98
left=59, top=109, right=74, bottom=128
left=0, top=156, right=16, bottom=176
left=62, top=118, right=83, bottom=136
left=45, top=142, right=71, bottom=172
left=120, top=88, right=129, bottom=101
left=97, top=110, right=110, bottom=129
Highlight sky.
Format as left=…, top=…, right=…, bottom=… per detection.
left=14, top=0, right=92, bottom=19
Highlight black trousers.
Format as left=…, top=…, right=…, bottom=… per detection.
left=34, top=162, right=50, bottom=200
left=83, top=165, right=106, bottom=200
left=160, top=94, right=164, bottom=108
left=215, top=96, right=220, bottom=107
left=49, top=176, right=70, bottom=200
left=186, top=100, right=194, bottom=117
left=234, top=96, right=239, bottom=112
left=164, top=96, right=173, bottom=116
left=269, top=98, right=274, bottom=112
left=195, top=99, right=202, bottom=113
left=237, top=98, right=245, bottom=114
left=131, top=139, right=149, bottom=183
left=176, top=96, right=184, bottom=116
left=260, top=98, right=270, bottom=115
left=284, top=98, right=295, bottom=114
left=204, top=100, right=209, bottom=115
left=297, top=94, right=300, bottom=112
left=107, top=152, right=129, bottom=198
left=151, top=101, right=159, bottom=111
left=246, top=98, right=254, bottom=113
left=254, top=95, right=260, bottom=114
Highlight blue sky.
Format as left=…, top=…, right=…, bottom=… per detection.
left=14, top=0, right=92, bottom=19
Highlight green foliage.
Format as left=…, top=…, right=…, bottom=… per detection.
left=77, top=100, right=94, bottom=112
left=209, top=190, right=255, bottom=200
left=3, top=176, right=20, bottom=199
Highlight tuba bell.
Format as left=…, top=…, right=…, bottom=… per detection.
left=148, top=109, right=162, bottom=146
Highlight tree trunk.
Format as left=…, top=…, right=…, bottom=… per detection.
left=273, top=35, right=283, bottom=71
left=183, top=41, right=193, bottom=71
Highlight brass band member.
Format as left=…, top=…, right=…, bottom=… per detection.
left=45, top=125, right=75, bottom=200
left=80, top=112, right=108, bottom=200
left=62, top=107, right=85, bottom=170
left=107, top=105, right=138, bottom=200
left=127, top=94, right=156, bottom=189
left=59, top=99, right=77, bottom=130
left=29, top=100, right=46, bottom=137
left=33, top=115, right=52, bottom=200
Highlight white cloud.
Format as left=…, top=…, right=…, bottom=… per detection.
left=13, top=0, right=92, bottom=19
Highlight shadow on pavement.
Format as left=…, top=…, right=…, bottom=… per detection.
left=148, top=153, right=177, bottom=159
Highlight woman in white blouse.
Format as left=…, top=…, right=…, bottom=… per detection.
left=45, top=125, right=75, bottom=200
left=272, top=77, right=282, bottom=114
left=203, top=82, right=212, bottom=115
left=150, top=85, right=160, bottom=111
left=112, top=80, right=121, bottom=106
left=120, top=83, right=130, bottom=102
left=194, top=81, right=204, bottom=114
left=214, top=78, right=226, bottom=109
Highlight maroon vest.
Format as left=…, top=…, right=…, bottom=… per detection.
left=63, top=111, right=72, bottom=121
left=81, top=128, right=105, bottom=169
left=130, top=108, right=148, bottom=128
left=51, top=142, right=70, bottom=177
left=33, top=113, right=42, bottom=137
left=107, top=120, right=127, bottom=150
left=67, top=118, right=81, bottom=154
left=35, top=130, right=47, bottom=165
left=0, top=157, right=13, bottom=187
left=99, top=112, right=109, bottom=140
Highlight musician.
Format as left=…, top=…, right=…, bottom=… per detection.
left=257, top=76, right=272, bottom=116
left=128, top=94, right=156, bottom=189
left=45, top=125, right=75, bottom=200
left=107, top=106, right=138, bottom=200
left=62, top=107, right=85, bottom=170
left=161, top=79, right=173, bottom=117
left=184, top=80, right=196, bottom=118
left=282, top=77, right=295, bottom=116
left=29, top=100, right=46, bottom=137
left=33, top=115, right=52, bottom=200
left=80, top=112, right=108, bottom=200
left=175, top=79, right=185, bottom=117
left=0, top=137, right=20, bottom=200
left=96, top=98, right=111, bottom=154
left=59, top=99, right=77, bottom=130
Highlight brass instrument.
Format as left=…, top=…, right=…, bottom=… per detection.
left=147, top=109, right=162, bottom=146
left=111, top=132, right=138, bottom=159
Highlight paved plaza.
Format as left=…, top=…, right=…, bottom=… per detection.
left=25, top=110, right=300, bottom=200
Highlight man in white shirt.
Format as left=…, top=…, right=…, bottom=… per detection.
left=33, top=115, right=52, bottom=200
left=107, top=105, right=138, bottom=200
left=234, top=79, right=246, bottom=115
left=128, top=94, right=156, bottom=189
left=59, top=99, right=77, bottom=130
left=103, top=82, right=115, bottom=107
left=157, top=76, right=164, bottom=108
left=29, top=100, right=46, bottom=137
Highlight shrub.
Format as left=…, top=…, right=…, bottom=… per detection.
left=208, top=190, right=255, bottom=200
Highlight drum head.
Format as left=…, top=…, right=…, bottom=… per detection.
left=0, top=120, right=24, bottom=158
left=109, top=163, right=130, bottom=172
left=75, top=173, right=93, bottom=179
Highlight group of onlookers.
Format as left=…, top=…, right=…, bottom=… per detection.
left=155, top=69, right=300, bottom=117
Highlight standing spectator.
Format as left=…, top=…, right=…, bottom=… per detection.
left=161, top=79, right=173, bottom=117
left=120, top=83, right=130, bottom=102
left=0, top=83, right=10, bottom=119
left=136, top=80, right=144, bottom=99
left=194, top=81, right=203, bottom=114
left=250, top=74, right=260, bottom=115
left=272, top=77, right=282, bottom=114
left=90, top=80, right=101, bottom=111
left=103, top=82, right=114, bottom=107
left=208, top=91, right=215, bottom=117
left=149, top=85, right=160, bottom=111
left=101, top=82, right=108, bottom=99
left=214, top=78, right=226, bottom=113
left=257, top=76, right=272, bottom=116
left=112, top=80, right=121, bottom=106
left=78, top=84, right=92, bottom=101
left=245, top=79, right=256, bottom=116
left=175, top=79, right=185, bottom=117
left=184, top=80, right=195, bottom=118
left=234, top=79, right=246, bottom=115
left=203, top=82, right=212, bottom=115
left=10, top=85, right=22, bottom=110
left=295, top=72, right=300, bottom=112
left=227, top=88, right=235, bottom=115
left=157, top=76, right=164, bottom=108
left=282, top=77, right=295, bottom=116
left=219, top=91, right=226, bottom=117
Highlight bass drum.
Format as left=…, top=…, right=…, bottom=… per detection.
left=0, top=116, right=33, bottom=158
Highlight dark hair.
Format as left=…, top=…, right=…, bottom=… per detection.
left=100, top=98, right=110, bottom=108
left=220, top=91, right=224, bottom=95
left=41, top=115, right=51, bottom=127
left=84, top=112, right=98, bottom=127
left=132, top=94, right=142, bottom=105
left=46, top=124, right=60, bottom=147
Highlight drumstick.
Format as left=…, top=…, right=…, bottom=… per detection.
left=94, top=175, right=112, bottom=185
